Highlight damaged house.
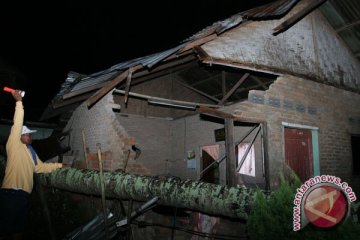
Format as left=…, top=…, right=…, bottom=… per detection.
left=38, top=0, right=360, bottom=238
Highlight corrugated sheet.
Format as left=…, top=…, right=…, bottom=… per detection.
left=185, top=0, right=300, bottom=42
left=320, top=0, right=360, bottom=61
left=55, top=0, right=301, bottom=100
left=320, top=0, right=360, bottom=28
left=44, top=0, right=331, bottom=120
left=56, top=44, right=186, bottom=99
left=338, top=25, right=360, bottom=54
left=241, top=0, right=300, bottom=19
left=183, top=15, right=244, bottom=42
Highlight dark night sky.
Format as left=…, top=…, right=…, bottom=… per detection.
left=0, top=1, right=273, bottom=122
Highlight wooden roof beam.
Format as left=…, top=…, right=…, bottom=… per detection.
left=86, top=65, right=142, bottom=108
left=198, top=106, right=264, bottom=124
left=219, top=73, right=250, bottom=105
left=176, top=80, right=221, bottom=103
left=113, top=89, right=220, bottom=109
left=273, top=0, right=327, bottom=35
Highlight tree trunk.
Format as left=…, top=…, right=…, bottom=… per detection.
left=38, top=168, right=256, bottom=220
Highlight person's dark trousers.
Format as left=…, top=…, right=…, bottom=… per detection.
left=0, top=189, right=31, bottom=240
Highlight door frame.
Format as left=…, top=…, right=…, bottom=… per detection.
left=282, top=122, right=320, bottom=177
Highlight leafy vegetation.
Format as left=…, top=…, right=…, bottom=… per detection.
left=246, top=175, right=360, bottom=240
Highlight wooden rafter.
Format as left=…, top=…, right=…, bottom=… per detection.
left=113, top=89, right=220, bottom=109
left=189, top=73, right=222, bottom=87
left=222, top=71, right=226, bottom=98
left=85, top=65, right=142, bottom=108
left=176, top=80, right=221, bottom=103
left=250, top=75, right=268, bottom=90
left=129, top=61, right=198, bottom=87
left=63, top=82, right=107, bottom=100
left=219, top=73, right=250, bottom=105
left=54, top=92, right=94, bottom=109
left=198, top=106, right=264, bottom=124
left=179, top=34, right=217, bottom=53
left=273, top=0, right=327, bottom=35
left=124, top=68, right=133, bottom=104
left=131, top=54, right=196, bottom=79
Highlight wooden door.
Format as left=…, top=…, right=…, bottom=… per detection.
left=284, top=128, right=313, bottom=182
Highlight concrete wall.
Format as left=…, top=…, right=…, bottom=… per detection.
left=114, top=104, right=264, bottom=184
left=169, top=114, right=263, bottom=185
left=115, top=114, right=171, bottom=175
left=169, top=114, right=223, bottom=180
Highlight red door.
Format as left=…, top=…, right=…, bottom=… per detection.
left=284, top=128, right=313, bottom=182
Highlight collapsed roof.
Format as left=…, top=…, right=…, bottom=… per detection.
left=41, top=0, right=360, bottom=123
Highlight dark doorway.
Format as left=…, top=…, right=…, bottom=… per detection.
left=351, top=135, right=360, bottom=175
left=201, top=147, right=220, bottom=184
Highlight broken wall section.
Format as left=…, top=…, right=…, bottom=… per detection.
left=229, top=75, right=360, bottom=193
left=62, top=93, right=133, bottom=172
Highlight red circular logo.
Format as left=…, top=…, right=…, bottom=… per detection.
left=304, top=185, right=347, bottom=228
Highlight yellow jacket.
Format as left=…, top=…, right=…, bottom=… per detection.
left=1, top=101, right=62, bottom=193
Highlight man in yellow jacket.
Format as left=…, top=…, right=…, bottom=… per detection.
left=0, top=90, right=64, bottom=240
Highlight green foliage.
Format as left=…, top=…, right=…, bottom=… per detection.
left=246, top=175, right=360, bottom=240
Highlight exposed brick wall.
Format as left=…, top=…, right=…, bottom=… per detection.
left=86, top=151, right=113, bottom=171
left=230, top=75, right=360, bottom=191
left=59, top=74, right=359, bottom=240
left=63, top=74, right=360, bottom=195
left=62, top=75, right=220, bottom=177
left=63, top=93, right=133, bottom=172
left=111, top=76, right=232, bottom=178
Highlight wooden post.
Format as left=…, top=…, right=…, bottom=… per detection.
left=225, top=119, right=237, bottom=186
left=123, top=150, right=131, bottom=172
left=261, top=123, right=271, bottom=193
left=97, top=143, right=109, bottom=239
left=82, top=130, right=88, bottom=169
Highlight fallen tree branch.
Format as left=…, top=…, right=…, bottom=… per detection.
left=38, top=168, right=257, bottom=220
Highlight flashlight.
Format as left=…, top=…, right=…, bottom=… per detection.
left=3, top=86, right=25, bottom=97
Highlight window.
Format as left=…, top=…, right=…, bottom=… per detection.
left=237, top=143, right=255, bottom=177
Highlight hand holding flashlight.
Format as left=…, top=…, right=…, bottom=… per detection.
left=3, top=86, right=25, bottom=97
